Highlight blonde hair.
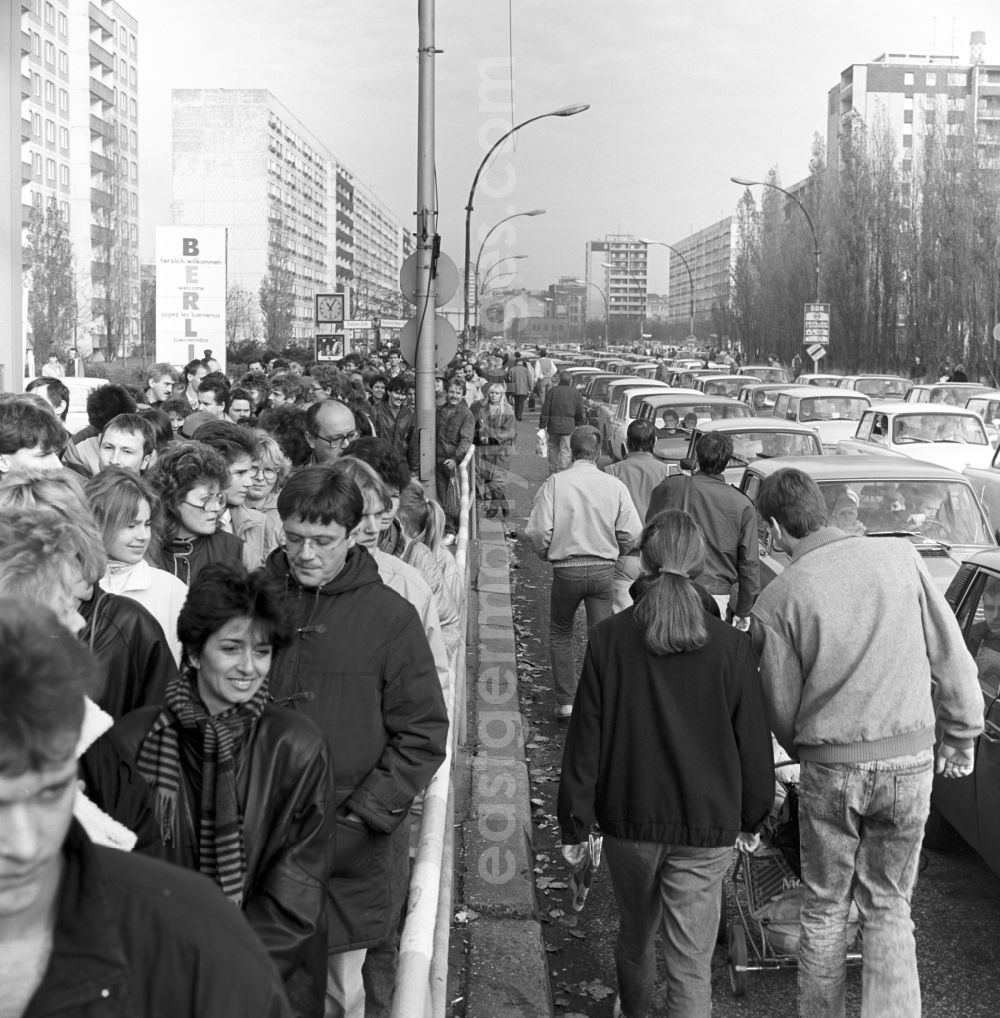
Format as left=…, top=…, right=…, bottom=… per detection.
left=252, top=429, right=292, bottom=491
left=634, top=509, right=707, bottom=654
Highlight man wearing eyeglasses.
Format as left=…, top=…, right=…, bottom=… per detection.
left=305, top=399, right=360, bottom=466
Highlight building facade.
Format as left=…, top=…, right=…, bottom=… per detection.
left=667, top=217, right=736, bottom=335
left=586, top=235, right=647, bottom=325
left=22, top=0, right=140, bottom=358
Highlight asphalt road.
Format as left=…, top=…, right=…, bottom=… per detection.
left=496, top=405, right=1000, bottom=1018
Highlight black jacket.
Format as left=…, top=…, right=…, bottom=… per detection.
left=79, top=589, right=177, bottom=720
left=372, top=401, right=418, bottom=471
left=267, top=546, right=448, bottom=951
left=161, top=529, right=244, bottom=588
left=558, top=608, right=774, bottom=847
left=539, top=383, right=585, bottom=436
left=23, top=821, right=293, bottom=1017
left=113, top=703, right=334, bottom=1017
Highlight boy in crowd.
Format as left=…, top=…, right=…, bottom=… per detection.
left=0, top=398, right=67, bottom=474
left=196, top=375, right=229, bottom=418
left=63, top=384, right=137, bottom=478
left=97, top=413, right=156, bottom=475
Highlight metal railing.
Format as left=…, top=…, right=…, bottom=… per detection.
left=392, top=443, right=475, bottom=1018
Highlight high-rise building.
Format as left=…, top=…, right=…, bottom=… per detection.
left=585, top=235, right=647, bottom=325
left=351, top=179, right=410, bottom=319
left=827, top=32, right=1000, bottom=191
left=22, top=0, right=140, bottom=358
left=667, top=217, right=737, bottom=336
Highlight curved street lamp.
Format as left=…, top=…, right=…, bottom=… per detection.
left=573, top=278, right=609, bottom=348
left=730, top=176, right=821, bottom=300
left=462, top=103, right=590, bottom=338
left=477, top=256, right=529, bottom=331
left=473, top=210, right=545, bottom=335
left=638, top=237, right=696, bottom=341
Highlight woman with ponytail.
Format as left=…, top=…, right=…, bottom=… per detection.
left=557, top=509, right=773, bottom=1018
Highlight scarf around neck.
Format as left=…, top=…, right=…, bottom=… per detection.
left=135, top=668, right=268, bottom=906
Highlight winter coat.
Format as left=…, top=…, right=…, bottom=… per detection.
left=22, top=820, right=292, bottom=1018
left=372, top=402, right=417, bottom=470
left=266, top=545, right=449, bottom=950
left=539, top=383, right=585, bottom=436
left=113, top=703, right=334, bottom=1016
left=161, top=528, right=244, bottom=587
left=507, top=363, right=532, bottom=396
left=435, top=400, right=475, bottom=464
left=79, top=588, right=177, bottom=720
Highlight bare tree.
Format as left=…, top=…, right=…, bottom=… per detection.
left=23, top=197, right=76, bottom=362
left=227, top=284, right=262, bottom=345
left=259, top=217, right=296, bottom=348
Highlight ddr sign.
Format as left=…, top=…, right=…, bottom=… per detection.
left=803, top=302, right=830, bottom=345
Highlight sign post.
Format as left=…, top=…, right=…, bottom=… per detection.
left=803, top=302, right=830, bottom=372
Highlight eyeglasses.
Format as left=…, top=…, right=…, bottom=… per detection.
left=285, top=533, right=339, bottom=552
left=250, top=465, right=278, bottom=479
left=183, top=492, right=226, bottom=512
left=313, top=429, right=360, bottom=449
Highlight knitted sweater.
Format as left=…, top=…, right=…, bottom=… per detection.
left=751, top=527, right=982, bottom=764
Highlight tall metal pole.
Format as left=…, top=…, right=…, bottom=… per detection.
left=415, top=0, right=437, bottom=485
left=1, top=5, right=23, bottom=393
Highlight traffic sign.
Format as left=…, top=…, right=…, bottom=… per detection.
left=398, top=314, right=458, bottom=370
left=803, top=302, right=830, bottom=345
left=807, top=344, right=827, bottom=361
left=399, top=252, right=459, bottom=307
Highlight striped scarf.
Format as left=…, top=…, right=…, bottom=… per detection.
left=136, top=669, right=267, bottom=906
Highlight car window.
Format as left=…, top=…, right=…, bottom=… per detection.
left=799, top=396, right=867, bottom=422
left=856, top=412, right=875, bottom=442
left=854, top=377, right=908, bottom=398
left=956, top=571, right=1000, bottom=701
left=894, top=413, right=988, bottom=445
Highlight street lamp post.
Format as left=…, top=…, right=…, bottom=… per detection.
left=639, top=237, right=696, bottom=343
left=730, top=176, right=820, bottom=301
left=477, top=254, right=528, bottom=321
left=462, top=103, right=589, bottom=341
left=472, top=210, right=545, bottom=338
left=573, top=278, right=608, bottom=348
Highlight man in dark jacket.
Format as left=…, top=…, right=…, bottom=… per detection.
left=539, top=371, right=585, bottom=474
left=371, top=377, right=417, bottom=472
left=269, top=466, right=448, bottom=1018
left=506, top=353, right=532, bottom=421
left=0, top=600, right=293, bottom=1018
left=433, top=375, right=475, bottom=539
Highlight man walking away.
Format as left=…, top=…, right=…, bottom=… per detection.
left=526, top=426, right=642, bottom=718
left=646, top=431, right=759, bottom=627
left=605, top=419, right=675, bottom=611
left=535, top=347, right=557, bottom=404
left=539, top=372, right=585, bottom=474
left=751, top=467, right=982, bottom=1018
left=507, top=352, right=532, bottom=421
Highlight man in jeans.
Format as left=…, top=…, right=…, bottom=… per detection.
left=539, top=371, right=585, bottom=474
left=750, top=468, right=982, bottom=1018
left=526, top=426, right=642, bottom=718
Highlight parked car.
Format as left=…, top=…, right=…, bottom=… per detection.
left=771, top=386, right=871, bottom=452
left=683, top=418, right=824, bottom=485
left=738, top=364, right=790, bottom=384
left=605, top=385, right=696, bottom=462
left=794, top=373, right=844, bottom=386
left=634, top=392, right=752, bottom=463
left=929, top=550, right=1000, bottom=876
left=739, top=382, right=793, bottom=416
left=693, top=374, right=751, bottom=399
left=838, top=403, right=993, bottom=471
left=596, top=378, right=668, bottom=451
left=581, top=373, right=624, bottom=428
left=738, top=456, right=996, bottom=593
left=837, top=374, right=910, bottom=400
left=905, top=382, right=995, bottom=406
left=558, top=366, right=602, bottom=391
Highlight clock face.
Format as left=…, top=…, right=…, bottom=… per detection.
left=316, top=294, right=343, bottom=323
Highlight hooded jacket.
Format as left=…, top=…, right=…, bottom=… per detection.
left=266, top=545, right=448, bottom=950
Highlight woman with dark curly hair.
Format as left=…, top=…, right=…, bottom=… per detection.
left=110, top=562, right=333, bottom=1016
left=144, top=440, right=243, bottom=586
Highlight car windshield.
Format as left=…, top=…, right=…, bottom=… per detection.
left=892, top=414, right=987, bottom=445
left=799, top=396, right=867, bottom=422
left=702, top=378, right=743, bottom=397
left=743, top=367, right=789, bottom=382
left=854, top=377, right=908, bottom=398
left=817, top=479, right=991, bottom=545
left=928, top=386, right=992, bottom=406
left=750, top=390, right=779, bottom=412
left=723, top=430, right=821, bottom=464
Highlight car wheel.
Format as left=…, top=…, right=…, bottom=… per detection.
left=923, top=804, right=959, bottom=851
left=727, top=924, right=748, bottom=997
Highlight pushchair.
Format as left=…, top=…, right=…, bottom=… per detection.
left=723, top=765, right=862, bottom=997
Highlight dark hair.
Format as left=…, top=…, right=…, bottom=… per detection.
left=177, top=561, right=291, bottom=662
left=256, top=404, right=312, bottom=466
left=755, top=467, right=828, bottom=539
left=261, top=349, right=279, bottom=367
left=85, top=467, right=164, bottom=567
left=0, top=600, right=92, bottom=775
left=269, top=358, right=291, bottom=373
left=0, top=400, right=67, bottom=457
left=695, top=432, right=732, bottom=475
left=269, top=374, right=302, bottom=400
left=196, top=376, right=228, bottom=406
left=227, top=386, right=253, bottom=412
left=192, top=419, right=257, bottom=465
left=160, top=396, right=193, bottom=421
left=86, top=384, right=137, bottom=433
left=100, top=413, right=156, bottom=457
left=570, top=425, right=601, bottom=461
left=183, top=359, right=206, bottom=383
left=137, top=407, right=173, bottom=450
left=144, top=441, right=231, bottom=537
left=342, top=436, right=411, bottom=490
left=386, top=376, right=408, bottom=395
left=626, top=419, right=656, bottom=453
left=635, top=510, right=708, bottom=654
left=26, top=376, right=70, bottom=421
left=277, top=465, right=364, bottom=531
left=368, top=373, right=389, bottom=389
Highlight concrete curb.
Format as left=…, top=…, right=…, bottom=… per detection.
left=457, top=514, right=552, bottom=1017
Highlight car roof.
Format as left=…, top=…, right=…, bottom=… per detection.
left=698, top=374, right=746, bottom=382
left=694, top=418, right=821, bottom=434
left=744, top=455, right=971, bottom=482
left=865, top=401, right=981, bottom=416
left=910, top=382, right=988, bottom=390
left=641, top=390, right=735, bottom=405
left=777, top=385, right=869, bottom=398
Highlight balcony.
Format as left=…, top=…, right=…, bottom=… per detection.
left=89, top=113, right=115, bottom=139
left=90, top=150, right=115, bottom=174
left=89, top=77, right=114, bottom=106
left=21, top=117, right=32, bottom=141
left=89, top=1, right=115, bottom=36
left=21, top=30, right=31, bottom=55
left=91, top=223, right=113, bottom=247
left=22, top=162, right=33, bottom=184
left=89, top=39, right=114, bottom=72
left=91, top=187, right=113, bottom=209
left=21, top=74, right=31, bottom=98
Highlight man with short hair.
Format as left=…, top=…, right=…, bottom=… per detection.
left=25, top=376, right=70, bottom=422
left=371, top=377, right=417, bottom=469
left=646, top=430, right=759, bottom=627
left=526, top=425, right=642, bottom=718
left=143, top=363, right=178, bottom=408
left=750, top=467, right=982, bottom=1018
left=539, top=371, right=585, bottom=474
left=535, top=347, right=557, bottom=402
left=196, top=376, right=228, bottom=419
left=225, top=386, right=255, bottom=426
left=605, top=419, right=675, bottom=611
left=0, top=399, right=66, bottom=474
left=506, top=352, right=532, bottom=421
left=0, top=597, right=294, bottom=1018
left=306, top=399, right=360, bottom=465
left=434, top=376, right=475, bottom=540
left=97, top=412, right=155, bottom=474
left=182, top=359, right=208, bottom=410
left=62, top=383, right=137, bottom=478
left=268, top=467, right=448, bottom=1018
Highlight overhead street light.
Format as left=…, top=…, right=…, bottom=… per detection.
left=462, top=103, right=590, bottom=339
left=638, top=237, right=696, bottom=341
left=473, top=210, right=545, bottom=337
left=730, top=176, right=821, bottom=300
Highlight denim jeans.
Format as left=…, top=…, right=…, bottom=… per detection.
left=797, top=751, right=934, bottom=1018
left=547, top=433, right=572, bottom=473
left=612, top=555, right=642, bottom=613
left=605, top=838, right=731, bottom=1018
left=549, top=563, right=614, bottom=706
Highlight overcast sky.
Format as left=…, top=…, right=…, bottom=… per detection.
left=131, top=0, right=1000, bottom=298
